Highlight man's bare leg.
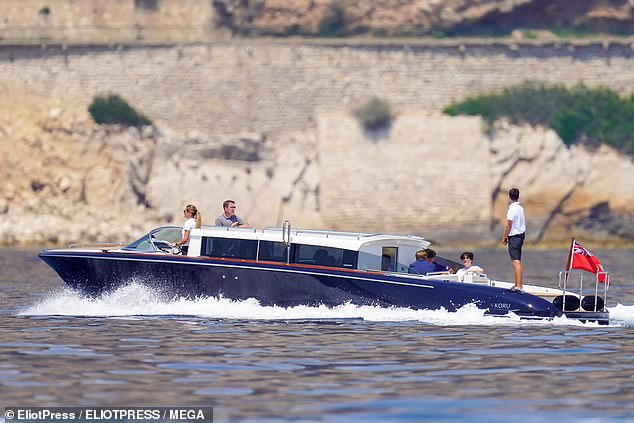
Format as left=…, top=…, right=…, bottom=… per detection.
left=512, top=259, right=523, bottom=289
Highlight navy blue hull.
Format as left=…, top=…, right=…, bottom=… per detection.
left=39, top=251, right=562, bottom=319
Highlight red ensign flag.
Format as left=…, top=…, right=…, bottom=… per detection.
left=567, top=239, right=607, bottom=283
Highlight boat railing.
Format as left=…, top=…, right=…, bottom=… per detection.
left=199, top=225, right=258, bottom=233
left=196, top=223, right=426, bottom=243
left=68, top=242, right=125, bottom=250
left=262, top=226, right=426, bottom=242
left=558, top=270, right=609, bottom=312
left=262, top=226, right=367, bottom=239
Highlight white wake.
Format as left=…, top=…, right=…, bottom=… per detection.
left=20, top=282, right=632, bottom=327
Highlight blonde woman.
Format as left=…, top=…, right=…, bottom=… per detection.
left=174, top=204, right=201, bottom=255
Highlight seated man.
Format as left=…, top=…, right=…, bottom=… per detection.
left=381, top=254, right=392, bottom=271
left=456, top=251, right=485, bottom=281
left=408, top=250, right=436, bottom=275
left=215, top=199, right=250, bottom=228
left=313, top=249, right=328, bottom=265
left=424, top=248, right=452, bottom=273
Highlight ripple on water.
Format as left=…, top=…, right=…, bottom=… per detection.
left=3, top=248, right=634, bottom=421
left=193, top=387, right=254, bottom=396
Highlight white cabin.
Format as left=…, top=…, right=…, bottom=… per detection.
left=187, top=224, right=430, bottom=272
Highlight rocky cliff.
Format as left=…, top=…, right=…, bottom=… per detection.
left=2, top=100, right=633, bottom=247
left=2, top=0, right=634, bottom=43
left=217, top=0, right=634, bottom=36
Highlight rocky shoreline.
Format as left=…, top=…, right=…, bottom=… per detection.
left=2, top=99, right=634, bottom=247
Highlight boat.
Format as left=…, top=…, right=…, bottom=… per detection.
left=38, top=222, right=610, bottom=324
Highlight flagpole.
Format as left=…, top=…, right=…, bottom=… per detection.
left=565, top=237, right=574, bottom=272
left=564, top=237, right=574, bottom=289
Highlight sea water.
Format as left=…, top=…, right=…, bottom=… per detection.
left=1, top=247, right=634, bottom=422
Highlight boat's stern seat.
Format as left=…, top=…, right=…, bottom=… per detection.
left=425, top=272, right=491, bottom=285
left=462, top=273, right=490, bottom=284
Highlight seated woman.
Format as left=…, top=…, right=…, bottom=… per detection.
left=456, top=251, right=484, bottom=281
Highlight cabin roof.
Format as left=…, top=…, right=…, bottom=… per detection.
left=191, top=225, right=430, bottom=251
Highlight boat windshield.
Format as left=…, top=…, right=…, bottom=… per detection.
left=122, top=226, right=182, bottom=252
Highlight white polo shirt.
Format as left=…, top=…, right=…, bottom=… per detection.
left=507, top=201, right=526, bottom=236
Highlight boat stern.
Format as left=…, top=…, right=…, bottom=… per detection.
left=486, top=289, right=564, bottom=320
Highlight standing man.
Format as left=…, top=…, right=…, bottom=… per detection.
left=502, top=188, right=525, bottom=292
left=215, top=199, right=250, bottom=228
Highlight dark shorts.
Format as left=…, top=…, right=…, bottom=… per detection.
left=507, top=233, right=525, bottom=261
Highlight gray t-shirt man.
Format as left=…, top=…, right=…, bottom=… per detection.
left=215, top=213, right=245, bottom=227
left=215, top=200, right=250, bottom=228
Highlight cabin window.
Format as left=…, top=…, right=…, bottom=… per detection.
left=292, top=244, right=357, bottom=269
left=258, top=240, right=288, bottom=263
left=342, top=250, right=357, bottom=268
left=381, top=247, right=398, bottom=272
left=200, top=237, right=257, bottom=260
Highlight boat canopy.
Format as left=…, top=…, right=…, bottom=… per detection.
left=189, top=225, right=427, bottom=249
left=187, top=225, right=430, bottom=272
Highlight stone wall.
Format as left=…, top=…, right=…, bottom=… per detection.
left=318, top=114, right=492, bottom=238
left=1, top=40, right=634, bottom=136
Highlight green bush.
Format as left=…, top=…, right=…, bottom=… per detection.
left=318, top=1, right=346, bottom=37
left=89, top=94, right=151, bottom=127
left=356, top=97, right=392, bottom=131
left=443, top=82, right=634, bottom=153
